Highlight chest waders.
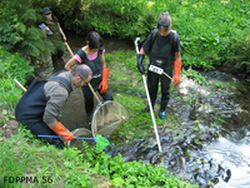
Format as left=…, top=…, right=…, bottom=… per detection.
left=15, top=77, right=72, bottom=148
left=77, top=49, right=113, bottom=122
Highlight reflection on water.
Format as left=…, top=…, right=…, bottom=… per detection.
left=204, top=137, right=250, bottom=188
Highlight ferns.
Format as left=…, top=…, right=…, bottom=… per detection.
left=0, top=0, right=54, bottom=59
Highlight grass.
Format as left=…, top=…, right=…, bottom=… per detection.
left=0, top=128, right=197, bottom=188
left=0, top=49, right=206, bottom=188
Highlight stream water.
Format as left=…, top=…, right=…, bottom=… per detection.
left=63, top=34, right=250, bottom=187
left=202, top=136, right=250, bottom=188
left=109, top=71, right=250, bottom=187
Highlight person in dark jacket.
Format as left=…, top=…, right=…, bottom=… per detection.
left=65, top=31, right=113, bottom=124
left=15, top=64, right=92, bottom=148
left=137, top=12, right=182, bottom=119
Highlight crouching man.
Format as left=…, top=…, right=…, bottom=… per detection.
left=15, top=64, right=92, bottom=148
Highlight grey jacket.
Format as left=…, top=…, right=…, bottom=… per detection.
left=43, top=72, right=76, bottom=127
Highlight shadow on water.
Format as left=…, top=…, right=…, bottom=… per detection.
left=60, top=88, right=89, bottom=131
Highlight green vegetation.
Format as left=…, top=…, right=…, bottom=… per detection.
left=0, top=0, right=54, bottom=59
left=35, top=0, right=250, bottom=71
left=0, top=48, right=198, bottom=188
left=107, top=51, right=174, bottom=143
left=1, top=0, right=249, bottom=71
left=0, top=47, right=33, bottom=110
left=0, top=128, right=197, bottom=188
left=0, top=1, right=249, bottom=187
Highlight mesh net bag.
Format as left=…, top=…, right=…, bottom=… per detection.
left=91, top=101, right=129, bottom=137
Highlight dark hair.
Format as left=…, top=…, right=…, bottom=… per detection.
left=157, top=12, right=172, bottom=30
left=86, top=31, right=103, bottom=49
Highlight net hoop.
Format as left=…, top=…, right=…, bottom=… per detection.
left=91, top=100, right=129, bottom=137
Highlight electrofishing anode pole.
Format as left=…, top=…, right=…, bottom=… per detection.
left=134, top=37, right=162, bottom=153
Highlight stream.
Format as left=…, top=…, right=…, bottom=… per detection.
left=64, top=34, right=250, bottom=187
left=200, top=136, right=250, bottom=188
left=108, top=71, right=250, bottom=188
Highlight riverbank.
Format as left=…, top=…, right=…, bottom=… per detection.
left=1, top=48, right=249, bottom=187
left=107, top=58, right=250, bottom=187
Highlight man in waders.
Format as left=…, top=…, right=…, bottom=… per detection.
left=39, top=7, right=67, bottom=70
left=15, top=64, right=92, bottom=148
left=137, top=12, right=182, bottom=119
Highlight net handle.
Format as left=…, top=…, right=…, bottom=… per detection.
left=63, top=40, right=102, bottom=105
left=14, top=79, right=27, bottom=92
left=88, top=83, right=102, bottom=104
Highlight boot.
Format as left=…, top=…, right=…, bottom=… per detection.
left=158, top=110, right=167, bottom=119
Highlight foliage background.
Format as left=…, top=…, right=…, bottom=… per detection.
left=33, top=0, right=250, bottom=72
left=0, top=0, right=249, bottom=187
left=0, top=0, right=249, bottom=72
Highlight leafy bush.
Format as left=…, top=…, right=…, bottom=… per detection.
left=171, top=0, right=250, bottom=70
left=221, top=29, right=250, bottom=77
left=0, top=0, right=54, bottom=58
left=66, top=0, right=149, bottom=37
left=34, top=0, right=249, bottom=71
left=0, top=47, right=33, bottom=109
left=0, top=128, right=197, bottom=188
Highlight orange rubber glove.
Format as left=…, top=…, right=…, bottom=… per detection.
left=51, top=121, right=74, bottom=142
left=173, top=59, right=182, bottom=87
left=98, top=67, right=109, bottom=94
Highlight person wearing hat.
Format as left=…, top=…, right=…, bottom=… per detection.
left=39, top=7, right=67, bottom=70
left=136, top=12, right=182, bottom=119
left=15, top=64, right=93, bottom=148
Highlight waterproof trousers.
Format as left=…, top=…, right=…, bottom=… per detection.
left=15, top=79, right=65, bottom=148
left=147, top=69, right=172, bottom=111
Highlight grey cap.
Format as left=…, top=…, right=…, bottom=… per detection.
left=42, top=7, right=52, bottom=15
left=157, top=12, right=172, bottom=29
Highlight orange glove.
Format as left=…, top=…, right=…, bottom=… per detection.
left=98, top=67, right=109, bottom=94
left=51, top=121, right=74, bottom=142
left=173, top=59, right=182, bottom=87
